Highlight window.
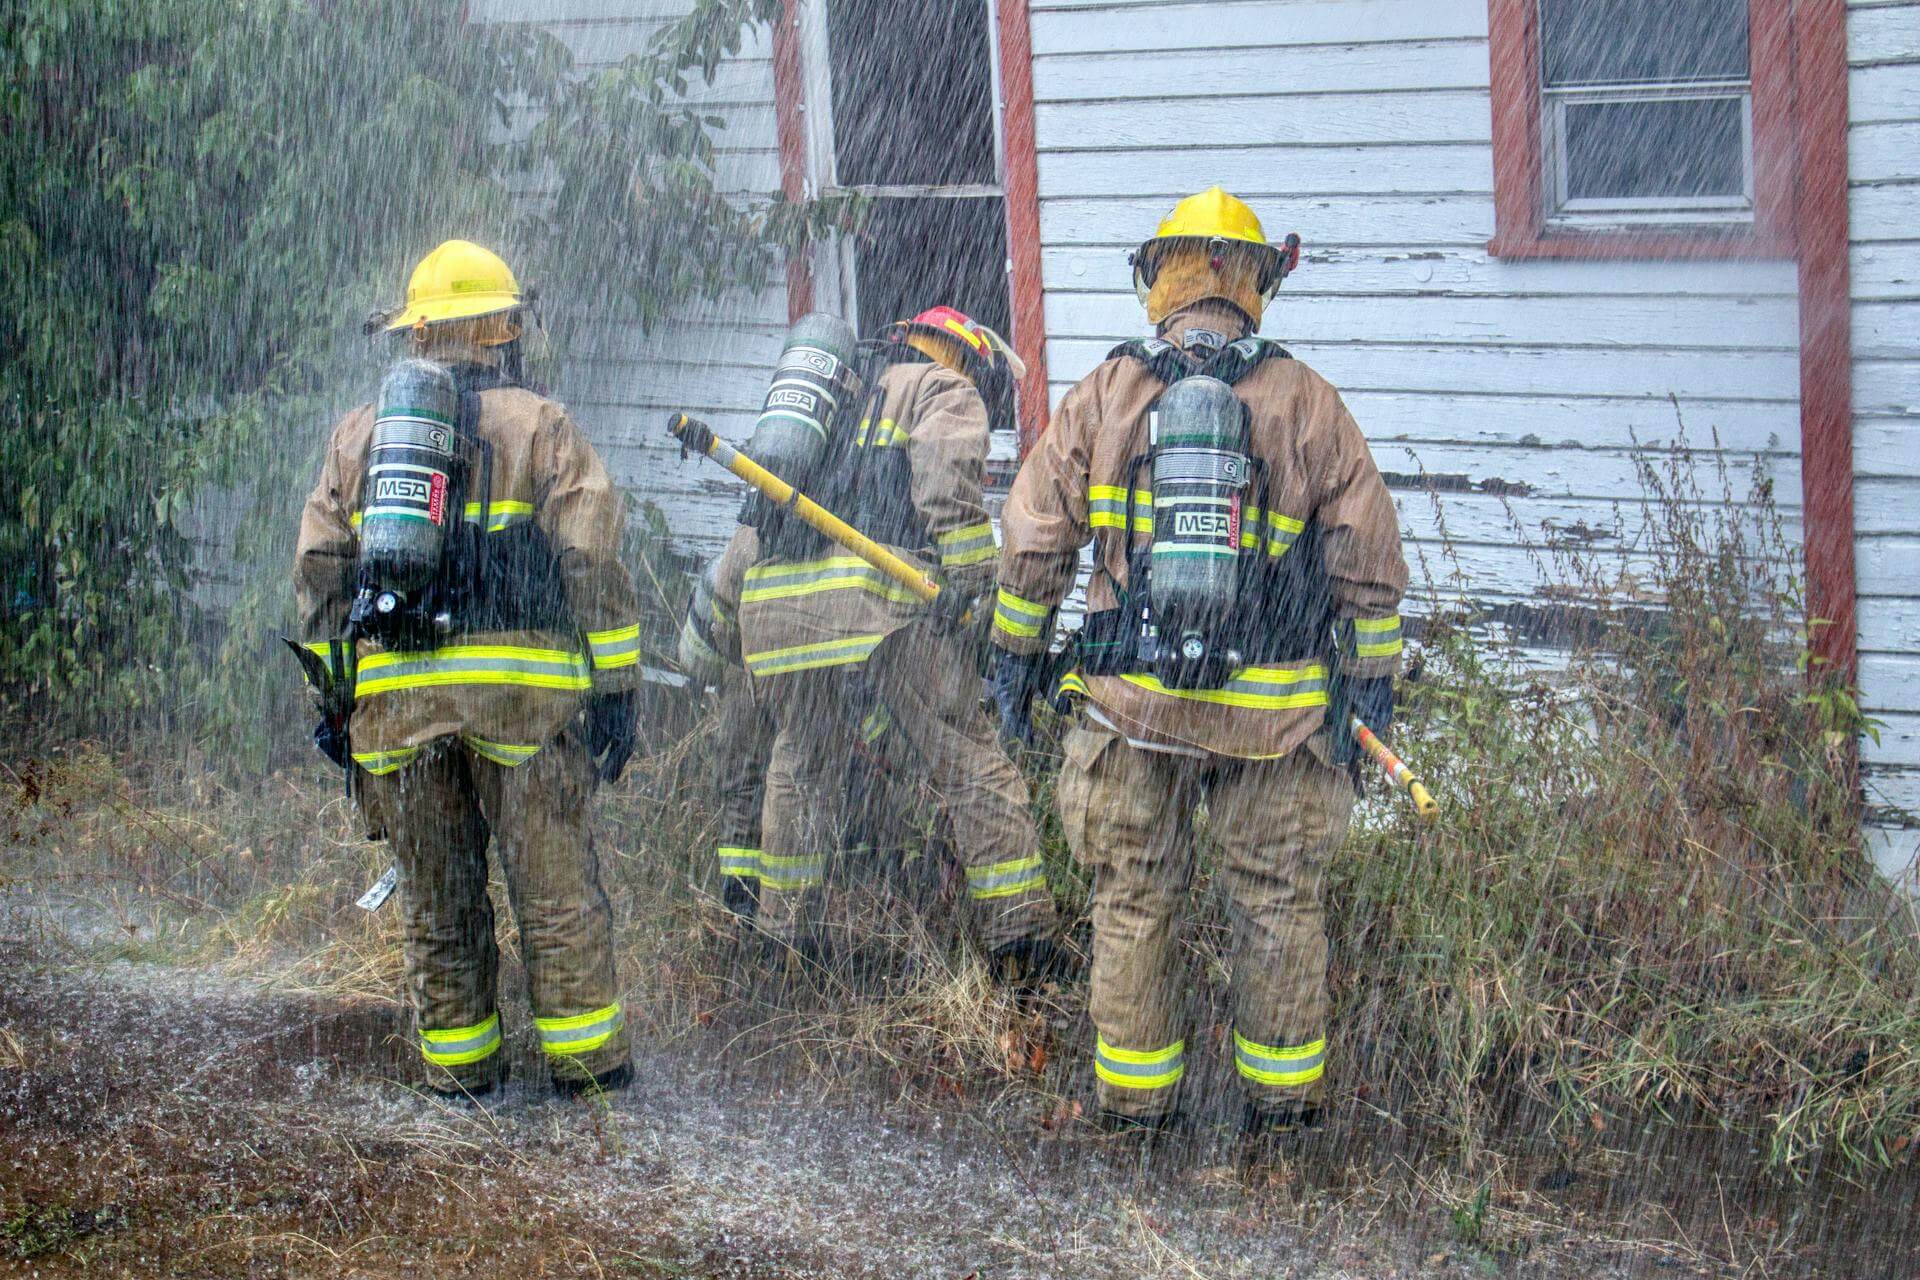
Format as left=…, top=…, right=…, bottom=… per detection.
left=1488, top=0, right=1795, bottom=257
left=812, top=0, right=1012, bottom=338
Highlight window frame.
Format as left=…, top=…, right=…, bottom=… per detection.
left=1487, top=0, right=1797, bottom=259
left=798, top=0, right=1012, bottom=332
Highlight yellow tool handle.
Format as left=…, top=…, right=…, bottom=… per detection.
left=668, top=412, right=954, bottom=611
left=1351, top=716, right=1440, bottom=823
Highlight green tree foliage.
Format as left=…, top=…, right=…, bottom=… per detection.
left=0, top=0, right=824, bottom=744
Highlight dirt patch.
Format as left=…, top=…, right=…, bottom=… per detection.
left=0, top=937, right=1585, bottom=1280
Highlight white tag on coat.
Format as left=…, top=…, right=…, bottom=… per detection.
left=356, top=865, right=399, bottom=912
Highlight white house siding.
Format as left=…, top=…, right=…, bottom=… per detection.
left=1028, top=0, right=1805, bottom=635
left=1849, top=0, right=1920, bottom=884
left=473, top=0, right=791, bottom=566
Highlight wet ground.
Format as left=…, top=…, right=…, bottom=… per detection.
left=1, top=902, right=1912, bottom=1278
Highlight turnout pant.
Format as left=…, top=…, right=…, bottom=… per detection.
left=358, top=734, right=629, bottom=1090
left=1055, top=721, right=1354, bottom=1119
left=758, top=623, right=1057, bottom=950
left=712, top=669, right=775, bottom=893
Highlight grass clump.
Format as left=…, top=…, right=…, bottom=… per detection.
left=1335, top=447, right=1917, bottom=1173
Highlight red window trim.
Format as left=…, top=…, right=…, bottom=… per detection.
left=1487, top=0, right=1797, bottom=260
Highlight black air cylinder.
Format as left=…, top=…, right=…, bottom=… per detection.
left=358, top=359, right=460, bottom=610
left=1148, top=375, right=1249, bottom=676
left=745, top=312, right=861, bottom=490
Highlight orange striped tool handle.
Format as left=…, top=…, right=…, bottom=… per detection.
left=1351, top=716, right=1440, bottom=823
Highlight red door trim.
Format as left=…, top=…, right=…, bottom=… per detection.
left=997, top=0, right=1050, bottom=456
left=772, top=0, right=814, bottom=321
left=1795, top=0, right=1857, bottom=684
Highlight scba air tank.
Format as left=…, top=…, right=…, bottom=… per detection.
left=358, top=359, right=461, bottom=613
left=746, top=312, right=862, bottom=489
left=1148, top=375, right=1250, bottom=683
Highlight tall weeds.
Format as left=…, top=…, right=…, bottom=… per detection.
left=3, top=444, right=1914, bottom=1180
left=1336, top=445, right=1916, bottom=1172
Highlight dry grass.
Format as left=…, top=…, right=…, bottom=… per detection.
left=4, top=445, right=1919, bottom=1274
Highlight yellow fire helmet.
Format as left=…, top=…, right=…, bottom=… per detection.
left=384, top=240, right=524, bottom=335
left=1129, top=187, right=1301, bottom=321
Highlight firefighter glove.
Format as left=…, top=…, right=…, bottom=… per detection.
left=989, top=648, right=1044, bottom=750
left=1333, top=676, right=1394, bottom=766
left=928, top=577, right=980, bottom=631
left=584, top=689, right=639, bottom=783
left=1351, top=675, right=1394, bottom=734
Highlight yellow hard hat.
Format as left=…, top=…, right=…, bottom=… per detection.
left=1130, top=188, right=1298, bottom=312
left=384, top=240, right=523, bottom=332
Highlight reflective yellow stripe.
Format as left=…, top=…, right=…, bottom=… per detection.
left=1233, top=1032, right=1326, bottom=1088
left=717, top=846, right=761, bottom=879
left=1088, top=484, right=1156, bottom=534
left=742, top=556, right=925, bottom=607
left=354, top=645, right=592, bottom=697
left=463, top=735, right=541, bottom=767
left=586, top=622, right=643, bottom=670
left=1057, top=671, right=1090, bottom=699
left=1119, top=662, right=1329, bottom=710
left=860, top=704, right=892, bottom=744
left=421, top=1013, right=501, bottom=1067
left=301, top=638, right=356, bottom=683
left=351, top=500, right=533, bottom=533
left=854, top=417, right=908, bottom=448
left=351, top=746, right=422, bottom=776
left=1094, top=1035, right=1185, bottom=1091
left=535, top=1003, right=624, bottom=1057
left=1351, top=614, right=1403, bottom=659
left=1239, top=506, right=1305, bottom=556
left=993, top=587, right=1050, bottom=639
left=757, top=852, right=825, bottom=890
left=965, top=854, right=1047, bottom=901
left=744, top=634, right=887, bottom=676
left=937, top=521, right=998, bottom=568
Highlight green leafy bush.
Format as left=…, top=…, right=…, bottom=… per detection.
left=0, top=0, right=826, bottom=754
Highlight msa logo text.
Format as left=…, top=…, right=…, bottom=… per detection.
left=373, top=476, right=432, bottom=504
left=767, top=387, right=818, bottom=410
left=1173, top=511, right=1233, bottom=539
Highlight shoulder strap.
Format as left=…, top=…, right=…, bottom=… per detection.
left=1199, top=336, right=1292, bottom=387
left=1106, top=337, right=1193, bottom=387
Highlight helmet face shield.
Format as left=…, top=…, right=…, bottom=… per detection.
left=1132, top=238, right=1286, bottom=306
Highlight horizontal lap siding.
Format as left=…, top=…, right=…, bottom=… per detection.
left=1029, top=0, right=1803, bottom=641
left=480, top=1, right=789, bottom=568
left=1849, top=0, right=1920, bottom=875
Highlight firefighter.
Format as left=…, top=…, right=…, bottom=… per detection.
left=989, top=189, right=1408, bottom=1135
left=711, top=307, right=1064, bottom=980
left=294, top=240, right=639, bottom=1099
left=680, top=557, right=772, bottom=918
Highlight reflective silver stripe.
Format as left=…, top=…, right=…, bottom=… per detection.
left=965, top=855, right=1046, bottom=900
left=1233, top=1032, right=1326, bottom=1087
left=535, top=1004, right=625, bottom=1056
left=717, top=846, right=761, bottom=878
left=463, top=736, right=540, bottom=767
left=1093, top=1036, right=1185, bottom=1090
left=993, top=588, right=1049, bottom=639
left=357, top=653, right=589, bottom=682
left=420, top=1013, right=502, bottom=1066
left=587, top=623, right=643, bottom=669
left=744, top=634, right=886, bottom=676
left=757, top=853, right=825, bottom=890
left=1351, top=614, right=1403, bottom=659
left=741, top=557, right=922, bottom=605
left=936, top=523, right=997, bottom=568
